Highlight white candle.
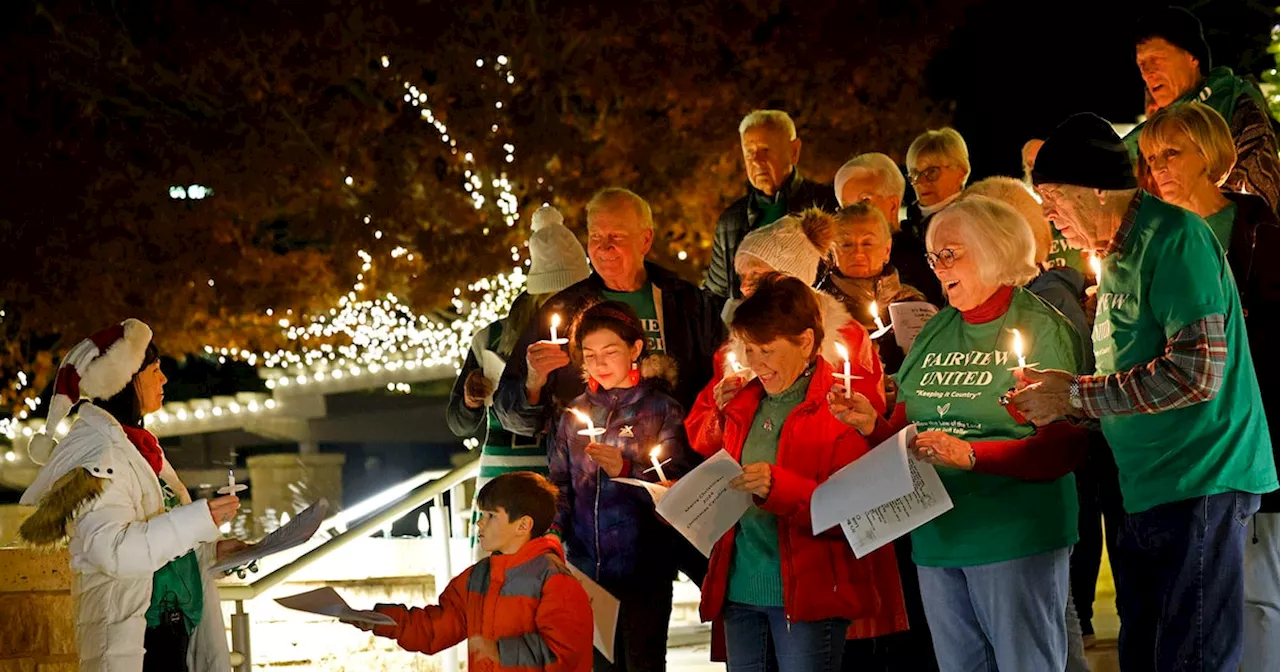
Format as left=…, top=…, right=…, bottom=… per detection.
left=217, top=468, right=247, bottom=495
left=570, top=408, right=604, bottom=437
left=834, top=342, right=853, bottom=398
left=1012, top=328, right=1027, bottom=368
left=727, top=352, right=744, bottom=373
left=549, top=313, right=567, bottom=344
left=227, top=470, right=235, bottom=490
left=1089, top=254, right=1102, bottom=283
left=650, top=445, right=668, bottom=483
left=870, top=301, right=888, bottom=332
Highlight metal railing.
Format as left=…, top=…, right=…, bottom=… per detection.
left=218, top=459, right=480, bottom=671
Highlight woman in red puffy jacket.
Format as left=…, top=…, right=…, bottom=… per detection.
left=700, top=273, right=906, bottom=672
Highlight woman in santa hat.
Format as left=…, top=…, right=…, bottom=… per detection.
left=19, top=319, right=247, bottom=672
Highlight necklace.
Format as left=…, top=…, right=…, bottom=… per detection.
left=759, top=364, right=815, bottom=432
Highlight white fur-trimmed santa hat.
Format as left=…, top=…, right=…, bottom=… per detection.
left=28, top=318, right=153, bottom=465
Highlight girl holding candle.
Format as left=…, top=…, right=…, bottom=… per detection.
left=828, top=197, right=1087, bottom=672
left=548, top=300, right=696, bottom=672
left=699, top=273, right=907, bottom=672
left=686, top=209, right=884, bottom=458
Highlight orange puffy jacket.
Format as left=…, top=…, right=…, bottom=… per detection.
left=373, top=536, right=593, bottom=672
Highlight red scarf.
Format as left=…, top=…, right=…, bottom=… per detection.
left=961, top=285, right=1015, bottom=324
left=121, top=425, right=163, bottom=475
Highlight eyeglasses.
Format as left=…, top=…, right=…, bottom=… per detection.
left=925, top=248, right=962, bottom=270
left=909, top=165, right=950, bottom=185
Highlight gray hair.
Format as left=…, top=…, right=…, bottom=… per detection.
left=738, top=110, right=798, bottom=141
left=926, top=196, right=1038, bottom=288
left=907, top=127, right=971, bottom=182
left=585, top=187, right=655, bottom=231
left=833, top=153, right=906, bottom=206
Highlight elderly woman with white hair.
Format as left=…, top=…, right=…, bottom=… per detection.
left=828, top=196, right=1088, bottom=671
left=832, top=152, right=943, bottom=306
left=901, top=128, right=971, bottom=247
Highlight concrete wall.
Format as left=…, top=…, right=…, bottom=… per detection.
left=0, top=547, right=77, bottom=672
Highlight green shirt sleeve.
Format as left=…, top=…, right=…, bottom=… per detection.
left=1148, top=219, right=1228, bottom=338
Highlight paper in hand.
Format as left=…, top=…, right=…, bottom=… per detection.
left=211, top=498, right=329, bottom=574
left=275, top=587, right=396, bottom=626
left=611, top=477, right=669, bottom=505
left=839, top=454, right=953, bottom=558
left=888, top=302, right=939, bottom=353
left=811, top=425, right=917, bottom=533
left=654, top=450, right=752, bottom=557
left=479, top=351, right=506, bottom=406
left=564, top=563, right=621, bottom=662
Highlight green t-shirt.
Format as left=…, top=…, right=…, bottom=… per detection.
left=726, top=374, right=810, bottom=606
left=1045, top=228, right=1088, bottom=277
left=751, top=188, right=789, bottom=229
left=1092, top=193, right=1276, bottom=513
left=602, top=283, right=665, bottom=354
left=1204, top=202, right=1237, bottom=250
left=146, top=479, right=204, bottom=633
left=895, top=288, right=1083, bottom=567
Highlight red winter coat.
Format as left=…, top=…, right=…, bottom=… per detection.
left=698, top=357, right=907, bottom=638
left=373, top=536, right=593, bottom=672
left=687, top=293, right=886, bottom=458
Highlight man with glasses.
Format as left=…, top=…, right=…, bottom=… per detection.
left=901, top=128, right=971, bottom=248
left=1009, top=112, right=1276, bottom=671
left=703, top=110, right=837, bottom=301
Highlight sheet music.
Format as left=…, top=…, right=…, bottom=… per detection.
left=611, top=477, right=669, bottom=505
left=889, top=302, right=939, bottom=353
left=811, top=425, right=917, bottom=533
left=565, top=563, right=621, bottom=662
left=654, top=450, right=752, bottom=558
left=211, top=498, right=329, bottom=574
left=274, top=586, right=396, bottom=626
left=479, top=350, right=506, bottom=405
left=839, top=456, right=953, bottom=558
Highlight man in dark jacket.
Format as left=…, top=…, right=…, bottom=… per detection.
left=1124, top=6, right=1279, bottom=211
left=703, top=110, right=838, bottom=300
left=494, top=187, right=725, bottom=585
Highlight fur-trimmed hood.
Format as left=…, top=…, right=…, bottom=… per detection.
left=721, top=289, right=876, bottom=378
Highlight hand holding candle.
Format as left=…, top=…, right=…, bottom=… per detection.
left=217, top=468, right=248, bottom=496
left=868, top=301, right=892, bottom=339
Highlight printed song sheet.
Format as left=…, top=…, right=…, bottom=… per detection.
left=840, top=455, right=952, bottom=558
left=565, top=563, right=621, bottom=662
left=479, top=350, right=507, bottom=406
left=211, top=498, right=330, bottom=574
left=655, top=450, right=752, bottom=557
left=811, top=425, right=917, bottom=533
left=889, top=302, right=939, bottom=353
left=274, top=587, right=397, bottom=626
left=612, top=477, right=669, bottom=505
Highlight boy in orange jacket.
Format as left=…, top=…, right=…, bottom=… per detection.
left=346, top=472, right=593, bottom=672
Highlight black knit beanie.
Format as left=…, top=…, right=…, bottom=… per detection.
left=1032, top=113, right=1138, bottom=190
left=1135, top=6, right=1212, bottom=76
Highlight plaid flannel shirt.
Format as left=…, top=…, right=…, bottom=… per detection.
left=1078, top=194, right=1228, bottom=418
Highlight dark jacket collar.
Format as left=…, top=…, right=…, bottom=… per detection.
left=745, top=168, right=804, bottom=203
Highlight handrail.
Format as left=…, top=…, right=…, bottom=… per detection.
left=218, top=459, right=480, bottom=602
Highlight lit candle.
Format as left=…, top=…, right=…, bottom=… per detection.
left=1089, top=254, right=1102, bottom=283
left=1006, top=328, right=1038, bottom=371
left=727, top=352, right=744, bottom=373
left=834, top=342, right=857, bottom=398
left=548, top=313, right=567, bottom=344
left=217, top=468, right=247, bottom=495
left=649, top=445, right=669, bottom=483
left=570, top=408, right=605, bottom=437
left=868, top=301, right=892, bottom=339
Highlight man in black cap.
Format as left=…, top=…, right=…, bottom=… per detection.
left=1010, top=112, right=1277, bottom=671
left=1124, top=6, right=1279, bottom=211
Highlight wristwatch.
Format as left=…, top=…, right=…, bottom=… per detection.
left=1069, top=376, right=1083, bottom=410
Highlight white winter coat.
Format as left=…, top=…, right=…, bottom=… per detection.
left=21, top=403, right=230, bottom=672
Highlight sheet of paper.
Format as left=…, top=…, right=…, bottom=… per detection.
left=211, top=498, right=330, bottom=574
left=611, top=477, right=669, bottom=505
left=274, top=586, right=397, bottom=626
left=889, top=302, right=939, bottom=353
left=655, top=450, right=752, bottom=557
left=839, top=455, right=953, bottom=558
left=811, top=425, right=917, bottom=533
left=565, top=563, right=620, bottom=663
left=479, top=350, right=506, bottom=405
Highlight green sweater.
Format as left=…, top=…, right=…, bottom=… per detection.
left=726, top=373, right=811, bottom=606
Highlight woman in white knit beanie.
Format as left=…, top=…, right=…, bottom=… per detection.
left=447, top=206, right=590, bottom=557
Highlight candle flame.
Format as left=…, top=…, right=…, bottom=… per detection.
left=727, top=352, right=743, bottom=371
left=551, top=313, right=561, bottom=329
left=569, top=408, right=590, bottom=424
left=869, top=301, right=879, bottom=318
left=1011, top=328, right=1024, bottom=358
left=1089, top=255, right=1102, bottom=280
left=650, top=445, right=662, bottom=459
left=835, top=342, right=850, bottom=361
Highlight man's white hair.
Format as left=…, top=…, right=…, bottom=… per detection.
left=926, top=195, right=1038, bottom=288
left=739, top=110, right=797, bottom=141
left=586, top=187, right=655, bottom=231
left=833, top=153, right=906, bottom=206
left=907, top=127, right=971, bottom=182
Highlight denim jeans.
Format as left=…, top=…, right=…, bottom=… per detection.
left=1112, top=491, right=1260, bottom=672
left=723, top=601, right=850, bottom=672
left=916, top=547, right=1070, bottom=672
left=1244, top=511, right=1280, bottom=670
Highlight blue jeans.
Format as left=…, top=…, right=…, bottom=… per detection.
left=1244, top=512, right=1280, bottom=671
left=723, top=602, right=849, bottom=672
left=1112, top=491, right=1259, bottom=672
left=916, top=547, right=1069, bottom=672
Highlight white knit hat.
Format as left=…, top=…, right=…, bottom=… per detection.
left=735, top=210, right=834, bottom=286
left=28, top=319, right=153, bottom=465
left=526, top=206, right=591, bottom=295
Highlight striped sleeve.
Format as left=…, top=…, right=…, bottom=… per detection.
left=1079, top=315, right=1226, bottom=417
